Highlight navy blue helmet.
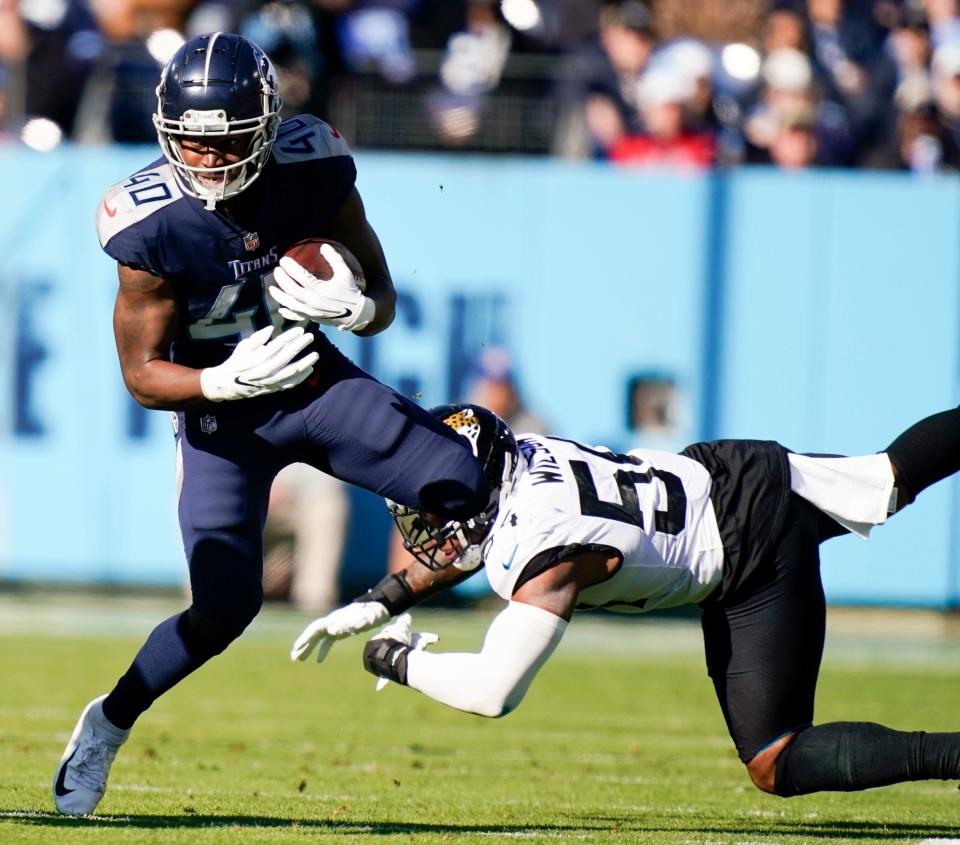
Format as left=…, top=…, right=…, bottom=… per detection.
left=153, top=32, right=282, bottom=208
left=388, top=404, right=519, bottom=571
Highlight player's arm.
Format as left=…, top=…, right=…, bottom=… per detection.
left=362, top=551, right=616, bottom=717
left=290, top=561, right=474, bottom=663
left=114, top=264, right=318, bottom=410
left=113, top=263, right=206, bottom=410
left=324, top=186, right=396, bottom=336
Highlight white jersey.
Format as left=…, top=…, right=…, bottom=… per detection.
left=483, top=435, right=724, bottom=613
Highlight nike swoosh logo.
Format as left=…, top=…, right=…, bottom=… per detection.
left=102, top=199, right=117, bottom=218
left=501, top=546, right=518, bottom=571
left=317, top=308, right=351, bottom=320
left=54, top=748, right=78, bottom=797
left=235, top=378, right=260, bottom=388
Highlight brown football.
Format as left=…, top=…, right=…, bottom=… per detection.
left=283, top=238, right=366, bottom=290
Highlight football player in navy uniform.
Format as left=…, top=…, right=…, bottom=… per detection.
left=53, top=32, right=488, bottom=815
left=293, top=403, right=960, bottom=799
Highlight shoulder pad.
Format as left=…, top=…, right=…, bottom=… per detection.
left=272, top=115, right=353, bottom=164
left=95, top=163, right=183, bottom=248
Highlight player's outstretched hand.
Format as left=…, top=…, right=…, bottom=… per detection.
left=269, top=247, right=375, bottom=333
left=290, top=600, right=391, bottom=664
left=200, top=325, right=318, bottom=402
left=365, top=613, right=439, bottom=690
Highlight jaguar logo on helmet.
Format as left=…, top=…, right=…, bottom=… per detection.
left=387, top=403, right=519, bottom=572
left=442, top=408, right=483, bottom=454
left=153, top=32, right=283, bottom=210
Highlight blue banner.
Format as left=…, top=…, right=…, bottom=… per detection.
left=1, top=147, right=957, bottom=605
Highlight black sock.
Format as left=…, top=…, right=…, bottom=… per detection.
left=774, top=722, right=960, bottom=796
left=885, top=407, right=960, bottom=506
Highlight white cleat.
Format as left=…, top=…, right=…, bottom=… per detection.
left=53, top=694, right=130, bottom=815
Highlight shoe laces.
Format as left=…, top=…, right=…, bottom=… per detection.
left=69, top=736, right=119, bottom=793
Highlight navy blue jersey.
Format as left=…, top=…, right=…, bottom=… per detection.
left=95, top=115, right=356, bottom=370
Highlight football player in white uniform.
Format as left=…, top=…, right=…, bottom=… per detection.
left=293, top=403, right=960, bottom=798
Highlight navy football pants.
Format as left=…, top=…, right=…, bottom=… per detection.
left=177, top=359, right=485, bottom=626
left=102, top=353, right=486, bottom=729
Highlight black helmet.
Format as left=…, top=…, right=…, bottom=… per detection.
left=388, top=404, right=518, bottom=571
left=153, top=32, right=282, bottom=208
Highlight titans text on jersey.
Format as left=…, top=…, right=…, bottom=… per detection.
left=95, top=115, right=354, bottom=369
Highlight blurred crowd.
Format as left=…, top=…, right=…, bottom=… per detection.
left=554, top=0, right=960, bottom=170
left=2, top=0, right=960, bottom=171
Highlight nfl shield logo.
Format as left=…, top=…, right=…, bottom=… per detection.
left=243, top=231, right=260, bottom=251
left=200, top=414, right=218, bottom=435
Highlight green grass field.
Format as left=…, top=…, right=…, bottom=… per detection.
left=2, top=592, right=959, bottom=844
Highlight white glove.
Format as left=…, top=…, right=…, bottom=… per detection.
left=370, top=613, right=439, bottom=691
left=199, top=325, right=319, bottom=402
left=268, top=248, right=375, bottom=333
left=290, top=600, right=391, bottom=663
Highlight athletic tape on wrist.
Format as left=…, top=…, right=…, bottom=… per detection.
left=362, top=638, right=411, bottom=685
